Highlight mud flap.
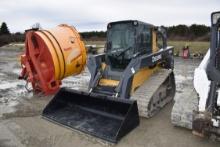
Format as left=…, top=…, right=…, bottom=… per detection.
left=42, top=88, right=140, bottom=143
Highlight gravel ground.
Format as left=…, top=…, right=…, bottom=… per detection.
left=0, top=47, right=219, bottom=147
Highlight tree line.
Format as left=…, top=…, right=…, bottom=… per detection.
left=0, top=22, right=210, bottom=47
left=167, top=24, right=210, bottom=41
left=0, top=22, right=25, bottom=47
left=81, top=24, right=210, bottom=41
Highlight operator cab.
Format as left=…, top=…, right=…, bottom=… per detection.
left=105, top=20, right=154, bottom=69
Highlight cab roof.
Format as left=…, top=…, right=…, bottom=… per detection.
left=107, top=20, right=155, bottom=29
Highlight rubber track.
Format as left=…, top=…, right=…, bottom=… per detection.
left=131, top=69, right=174, bottom=118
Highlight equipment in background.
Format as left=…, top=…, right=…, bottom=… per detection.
left=19, top=24, right=87, bottom=94
left=43, top=20, right=176, bottom=143
left=85, top=44, right=105, bottom=54
left=171, top=11, right=220, bottom=140
left=182, top=44, right=190, bottom=59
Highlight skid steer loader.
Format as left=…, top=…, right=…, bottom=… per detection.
left=42, top=20, right=176, bottom=143
left=171, top=11, right=220, bottom=139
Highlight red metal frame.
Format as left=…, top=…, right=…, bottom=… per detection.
left=20, top=31, right=60, bottom=95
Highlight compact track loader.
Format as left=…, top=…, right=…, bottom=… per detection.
left=42, top=20, right=176, bottom=143
left=172, top=11, right=220, bottom=139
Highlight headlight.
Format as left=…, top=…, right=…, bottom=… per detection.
left=212, top=12, right=220, bottom=25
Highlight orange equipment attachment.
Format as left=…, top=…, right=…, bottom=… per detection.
left=19, top=24, right=87, bottom=95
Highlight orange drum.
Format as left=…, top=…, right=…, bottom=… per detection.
left=20, top=24, right=87, bottom=94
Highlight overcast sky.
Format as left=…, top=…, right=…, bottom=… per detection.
left=0, top=0, right=219, bottom=33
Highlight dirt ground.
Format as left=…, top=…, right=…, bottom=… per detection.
left=0, top=47, right=219, bottom=147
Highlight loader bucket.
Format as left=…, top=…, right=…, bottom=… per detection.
left=42, top=88, right=139, bottom=143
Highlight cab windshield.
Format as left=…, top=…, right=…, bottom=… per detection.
left=107, top=23, right=135, bottom=59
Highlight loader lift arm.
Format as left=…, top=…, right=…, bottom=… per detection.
left=88, top=47, right=173, bottom=99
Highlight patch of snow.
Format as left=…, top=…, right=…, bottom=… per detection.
left=0, top=81, right=21, bottom=90
left=12, top=69, right=21, bottom=75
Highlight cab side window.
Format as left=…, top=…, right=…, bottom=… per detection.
left=137, top=28, right=152, bottom=54
left=142, top=30, right=151, bottom=49
left=157, top=33, right=163, bottom=49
